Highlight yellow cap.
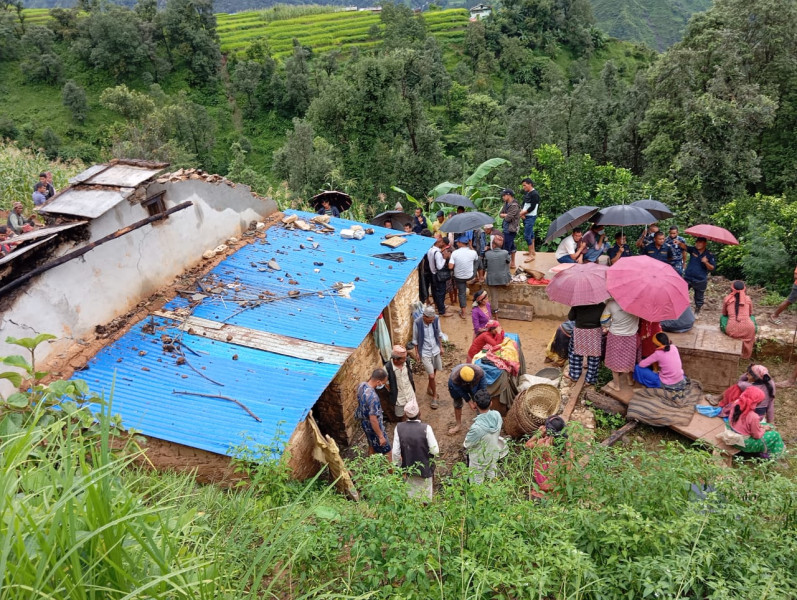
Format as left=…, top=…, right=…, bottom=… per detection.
left=460, top=366, right=474, bottom=382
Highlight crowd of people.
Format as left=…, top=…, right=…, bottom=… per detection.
left=1, top=172, right=54, bottom=259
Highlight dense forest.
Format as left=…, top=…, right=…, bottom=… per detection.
left=1, top=0, right=797, bottom=291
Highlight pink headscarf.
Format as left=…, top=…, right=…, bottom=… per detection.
left=750, top=364, right=769, bottom=380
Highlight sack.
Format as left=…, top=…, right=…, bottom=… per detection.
left=717, top=427, right=746, bottom=447
left=435, top=268, right=451, bottom=283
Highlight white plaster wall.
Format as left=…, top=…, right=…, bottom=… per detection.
left=0, top=179, right=276, bottom=392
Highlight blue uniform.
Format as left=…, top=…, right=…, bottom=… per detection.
left=643, top=242, right=674, bottom=265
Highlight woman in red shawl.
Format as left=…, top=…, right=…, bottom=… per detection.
left=722, top=280, right=756, bottom=358
left=467, top=320, right=504, bottom=362
left=727, top=387, right=784, bottom=457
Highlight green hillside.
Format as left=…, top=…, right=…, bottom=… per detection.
left=591, top=0, right=712, bottom=51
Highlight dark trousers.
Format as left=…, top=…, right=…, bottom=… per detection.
left=454, top=276, right=470, bottom=308
left=432, top=276, right=447, bottom=313
left=687, top=279, right=707, bottom=309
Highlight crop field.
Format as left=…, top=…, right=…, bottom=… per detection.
left=216, top=8, right=469, bottom=57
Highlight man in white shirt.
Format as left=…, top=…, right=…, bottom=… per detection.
left=412, top=306, right=444, bottom=408
left=449, top=237, right=478, bottom=318
left=555, top=228, right=586, bottom=263
left=426, top=237, right=452, bottom=317
left=385, top=345, right=416, bottom=420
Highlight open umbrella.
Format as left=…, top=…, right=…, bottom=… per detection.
left=439, top=211, right=493, bottom=233
left=544, top=206, right=599, bottom=244
left=593, top=205, right=657, bottom=226
left=606, top=255, right=690, bottom=321
left=546, top=262, right=610, bottom=306
left=631, top=198, right=674, bottom=220
left=311, top=190, right=352, bottom=213
left=434, top=193, right=476, bottom=209
left=370, top=210, right=412, bottom=230
left=684, top=224, right=739, bottom=245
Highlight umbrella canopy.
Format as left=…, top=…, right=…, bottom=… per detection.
left=434, top=193, right=476, bottom=209
left=630, top=198, right=674, bottom=220
left=546, top=262, right=610, bottom=306
left=544, top=206, right=599, bottom=243
left=439, top=211, right=493, bottom=233
left=593, top=205, right=658, bottom=227
left=606, top=255, right=690, bottom=321
left=684, top=224, right=739, bottom=245
left=311, top=190, right=352, bottom=212
left=370, top=210, right=412, bottom=230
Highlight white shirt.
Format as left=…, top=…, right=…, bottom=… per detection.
left=393, top=362, right=415, bottom=406
left=602, top=299, right=639, bottom=336
left=392, top=420, right=440, bottom=465
left=426, top=246, right=445, bottom=274
left=555, top=235, right=577, bottom=259
left=413, top=321, right=441, bottom=358
left=449, top=247, right=478, bottom=279
left=521, top=201, right=538, bottom=217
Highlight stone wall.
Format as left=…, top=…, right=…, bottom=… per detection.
left=468, top=282, right=570, bottom=320
left=386, top=267, right=420, bottom=347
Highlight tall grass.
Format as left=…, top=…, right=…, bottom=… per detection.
left=256, top=3, right=338, bottom=23
left=0, top=142, right=84, bottom=211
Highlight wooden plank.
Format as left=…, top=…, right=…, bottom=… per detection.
left=154, top=310, right=357, bottom=366
left=584, top=389, right=627, bottom=416
left=602, top=384, right=634, bottom=406
left=4, top=221, right=88, bottom=244
left=0, top=235, right=56, bottom=267
left=494, top=302, right=534, bottom=321
left=562, top=371, right=586, bottom=421
left=380, top=236, right=407, bottom=248
left=601, top=421, right=638, bottom=446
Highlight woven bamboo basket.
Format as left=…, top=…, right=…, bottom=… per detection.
left=504, top=383, right=561, bottom=438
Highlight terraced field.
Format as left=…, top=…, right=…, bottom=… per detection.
left=216, top=8, right=469, bottom=57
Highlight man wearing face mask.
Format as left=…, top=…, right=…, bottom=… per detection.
left=355, top=368, right=391, bottom=456
left=581, top=223, right=610, bottom=263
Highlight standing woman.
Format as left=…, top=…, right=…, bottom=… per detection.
left=471, top=290, right=493, bottom=336
left=567, top=302, right=606, bottom=385
left=723, top=280, right=756, bottom=359
left=602, top=299, right=639, bottom=391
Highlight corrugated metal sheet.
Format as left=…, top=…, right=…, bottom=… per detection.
left=69, top=164, right=107, bottom=184
left=86, top=164, right=163, bottom=187
left=78, top=211, right=434, bottom=458
left=4, top=221, right=88, bottom=243
left=39, top=188, right=135, bottom=219
left=0, top=235, right=57, bottom=267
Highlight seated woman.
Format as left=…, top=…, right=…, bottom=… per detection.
left=717, top=364, right=775, bottom=424
left=726, top=387, right=785, bottom=458
left=524, top=415, right=571, bottom=500
left=722, top=280, right=756, bottom=358
left=468, top=320, right=504, bottom=362
left=634, top=332, right=687, bottom=397
left=471, top=290, right=493, bottom=336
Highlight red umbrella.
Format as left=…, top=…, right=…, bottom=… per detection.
left=684, top=224, right=739, bottom=245
left=606, top=255, right=689, bottom=321
left=546, top=263, right=609, bottom=306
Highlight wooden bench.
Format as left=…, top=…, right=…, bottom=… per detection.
left=602, top=381, right=739, bottom=464
left=667, top=324, right=743, bottom=393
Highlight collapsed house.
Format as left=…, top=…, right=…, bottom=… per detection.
left=1, top=160, right=432, bottom=481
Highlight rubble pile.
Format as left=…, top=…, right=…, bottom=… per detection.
left=156, top=168, right=233, bottom=186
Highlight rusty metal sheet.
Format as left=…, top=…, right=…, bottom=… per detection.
left=0, top=235, right=57, bottom=267
left=154, top=310, right=356, bottom=365
left=39, top=188, right=135, bottom=219
left=85, top=164, right=162, bottom=187
left=4, top=221, right=88, bottom=244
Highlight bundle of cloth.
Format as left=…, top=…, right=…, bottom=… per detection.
left=473, top=333, right=526, bottom=408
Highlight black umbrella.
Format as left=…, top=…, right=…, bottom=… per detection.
left=630, top=198, right=674, bottom=221
left=544, top=206, right=599, bottom=243
left=593, top=205, right=658, bottom=226
left=434, top=193, right=476, bottom=209
left=439, top=211, right=493, bottom=233
left=311, top=190, right=352, bottom=212
left=370, top=210, right=412, bottom=230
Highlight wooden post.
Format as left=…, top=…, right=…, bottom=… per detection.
left=0, top=201, right=193, bottom=298
left=584, top=389, right=628, bottom=416
left=600, top=421, right=638, bottom=447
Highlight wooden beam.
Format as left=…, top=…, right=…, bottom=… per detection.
left=584, top=389, right=628, bottom=417
left=0, top=201, right=193, bottom=298
left=600, top=421, right=638, bottom=447
left=561, top=372, right=586, bottom=421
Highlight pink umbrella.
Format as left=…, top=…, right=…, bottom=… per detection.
left=546, top=262, right=609, bottom=306
left=606, top=255, right=690, bottom=321
left=549, top=262, right=577, bottom=274
left=684, top=224, right=739, bottom=245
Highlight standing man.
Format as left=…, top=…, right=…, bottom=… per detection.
left=555, top=229, right=586, bottom=263
left=32, top=182, right=48, bottom=207
left=643, top=231, right=675, bottom=265
left=463, top=389, right=507, bottom=483
left=385, top=345, right=416, bottom=421
left=676, top=236, right=716, bottom=317
left=607, top=232, right=632, bottom=265
left=447, top=363, right=486, bottom=435
left=665, top=226, right=686, bottom=275
left=484, top=235, right=511, bottom=313
left=473, top=223, right=490, bottom=283
left=449, top=237, right=478, bottom=319
left=636, top=222, right=660, bottom=249
left=519, top=178, right=540, bottom=263
left=581, top=223, right=610, bottom=263
left=355, top=368, right=390, bottom=456
left=391, top=398, right=439, bottom=500
left=412, top=207, right=428, bottom=234
left=426, top=237, right=452, bottom=318
left=499, top=189, right=520, bottom=270
left=412, top=306, right=445, bottom=409
left=34, top=172, right=54, bottom=200
left=770, top=265, right=797, bottom=325
left=430, top=210, right=445, bottom=235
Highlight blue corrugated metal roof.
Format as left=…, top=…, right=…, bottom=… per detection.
left=79, top=211, right=434, bottom=458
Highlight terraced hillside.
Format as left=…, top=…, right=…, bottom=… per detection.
left=216, top=8, right=469, bottom=58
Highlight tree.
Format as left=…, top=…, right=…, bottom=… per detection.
left=231, top=60, right=263, bottom=117
left=272, top=118, right=341, bottom=199
left=380, top=2, right=426, bottom=50
left=157, top=0, right=221, bottom=84
left=100, top=85, right=155, bottom=121
left=279, top=39, right=312, bottom=117
left=62, top=80, right=89, bottom=123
